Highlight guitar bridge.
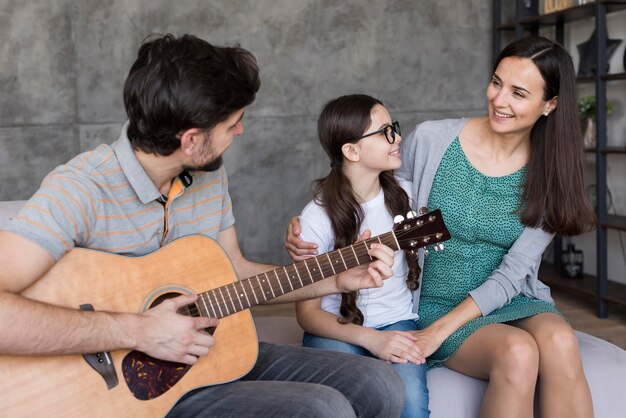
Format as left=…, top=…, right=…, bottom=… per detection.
left=79, top=304, right=119, bottom=390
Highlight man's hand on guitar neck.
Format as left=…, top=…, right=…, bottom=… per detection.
left=136, top=294, right=219, bottom=365
left=334, top=229, right=395, bottom=293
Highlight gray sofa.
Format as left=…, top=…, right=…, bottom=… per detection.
left=2, top=201, right=626, bottom=417
left=254, top=316, right=626, bottom=418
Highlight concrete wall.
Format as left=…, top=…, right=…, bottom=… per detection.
left=0, top=0, right=490, bottom=264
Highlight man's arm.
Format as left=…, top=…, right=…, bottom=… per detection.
left=217, top=226, right=395, bottom=305
left=0, top=231, right=216, bottom=364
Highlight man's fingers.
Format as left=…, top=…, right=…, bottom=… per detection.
left=168, top=293, right=198, bottom=310
left=196, top=317, right=219, bottom=330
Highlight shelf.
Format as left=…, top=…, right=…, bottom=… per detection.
left=584, top=147, right=626, bottom=154
left=497, top=1, right=626, bottom=30
left=604, top=73, right=626, bottom=81
left=540, top=263, right=626, bottom=310
left=602, top=214, right=626, bottom=231
left=577, top=72, right=626, bottom=83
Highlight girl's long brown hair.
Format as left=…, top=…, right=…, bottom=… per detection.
left=314, top=94, right=419, bottom=326
left=495, top=37, right=596, bottom=235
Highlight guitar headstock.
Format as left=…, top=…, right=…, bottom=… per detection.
left=392, top=208, right=451, bottom=254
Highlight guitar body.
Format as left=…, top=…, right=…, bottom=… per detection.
left=0, top=235, right=259, bottom=418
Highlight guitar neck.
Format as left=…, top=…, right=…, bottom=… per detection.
left=190, top=232, right=399, bottom=319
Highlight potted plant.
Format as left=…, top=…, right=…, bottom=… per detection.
left=578, top=95, right=612, bottom=149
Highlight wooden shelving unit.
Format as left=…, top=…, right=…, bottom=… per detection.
left=493, top=0, right=626, bottom=318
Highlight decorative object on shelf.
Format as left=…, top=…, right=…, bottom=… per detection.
left=577, top=29, right=622, bottom=76
left=516, top=0, right=538, bottom=18
left=544, top=0, right=573, bottom=14
left=561, top=241, right=584, bottom=278
left=578, top=95, right=613, bottom=149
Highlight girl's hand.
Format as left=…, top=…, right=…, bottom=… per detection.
left=284, top=216, right=318, bottom=261
left=363, top=330, right=425, bottom=365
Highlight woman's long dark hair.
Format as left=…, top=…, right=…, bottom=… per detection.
left=494, top=37, right=596, bottom=235
left=314, top=94, right=420, bottom=325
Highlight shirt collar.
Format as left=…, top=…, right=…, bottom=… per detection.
left=113, top=122, right=162, bottom=205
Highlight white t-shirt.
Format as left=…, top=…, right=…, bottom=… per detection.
left=299, top=178, right=418, bottom=329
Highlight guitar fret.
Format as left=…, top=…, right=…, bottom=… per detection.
left=210, top=290, right=224, bottom=318
left=313, top=257, right=325, bottom=279
left=246, top=278, right=260, bottom=305
left=199, top=294, right=210, bottom=317
left=361, top=241, right=373, bottom=262
left=337, top=249, right=348, bottom=270
left=350, top=245, right=358, bottom=265
left=274, top=270, right=285, bottom=295
left=265, top=272, right=276, bottom=298
left=207, top=292, right=218, bottom=318
left=283, top=266, right=294, bottom=291
left=224, top=285, right=237, bottom=314
left=217, top=287, right=229, bottom=316
left=292, top=263, right=304, bottom=288
left=326, top=253, right=336, bottom=275
left=239, top=281, right=252, bottom=309
left=256, top=276, right=269, bottom=301
left=229, top=283, right=244, bottom=311
left=302, top=259, right=314, bottom=284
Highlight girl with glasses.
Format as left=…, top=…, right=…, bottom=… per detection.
left=287, top=37, right=596, bottom=418
left=294, top=94, right=430, bottom=418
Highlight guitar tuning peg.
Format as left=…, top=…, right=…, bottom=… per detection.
left=406, top=210, right=417, bottom=219
left=419, top=207, right=428, bottom=215
left=393, top=215, right=405, bottom=224
left=434, top=243, right=445, bottom=252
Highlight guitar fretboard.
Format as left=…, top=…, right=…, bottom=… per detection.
left=184, top=232, right=398, bottom=319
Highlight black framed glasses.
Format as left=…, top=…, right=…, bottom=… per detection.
left=350, top=121, right=401, bottom=144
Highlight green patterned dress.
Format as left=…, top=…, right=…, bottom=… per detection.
left=416, top=138, right=559, bottom=368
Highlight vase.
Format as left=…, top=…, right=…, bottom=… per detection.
left=583, top=118, right=596, bottom=149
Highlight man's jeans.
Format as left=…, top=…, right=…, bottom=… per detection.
left=168, top=342, right=405, bottom=417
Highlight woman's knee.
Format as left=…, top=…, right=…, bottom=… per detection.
left=491, top=331, right=539, bottom=385
left=536, top=326, right=583, bottom=379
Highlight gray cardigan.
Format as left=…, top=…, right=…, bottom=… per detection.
left=396, top=118, right=555, bottom=316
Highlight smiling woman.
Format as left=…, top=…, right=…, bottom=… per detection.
left=394, top=36, right=597, bottom=418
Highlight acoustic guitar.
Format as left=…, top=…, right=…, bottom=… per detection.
left=0, top=209, right=449, bottom=417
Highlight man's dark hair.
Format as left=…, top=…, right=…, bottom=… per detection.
left=123, top=33, right=260, bottom=155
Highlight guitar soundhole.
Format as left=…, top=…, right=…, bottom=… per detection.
left=122, top=292, right=194, bottom=400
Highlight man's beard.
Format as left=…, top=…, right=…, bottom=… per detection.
left=184, top=155, right=223, bottom=173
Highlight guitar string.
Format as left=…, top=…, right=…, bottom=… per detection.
left=192, top=222, right=443, bottom=318
left=195, top=235, right=440, bottom=317
left=193, top=230, right=443, bottom=318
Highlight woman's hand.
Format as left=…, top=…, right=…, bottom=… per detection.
left=285, top=216, right=318, bottom=261
left=408, top=325, right=447, bottom=358
left=363, top=329, right=425, bottom=365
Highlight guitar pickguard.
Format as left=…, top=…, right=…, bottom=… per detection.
left=122, top=350, right=190, bottom=400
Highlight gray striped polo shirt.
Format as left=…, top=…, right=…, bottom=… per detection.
left=3, top=124, right=235, bottom=260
